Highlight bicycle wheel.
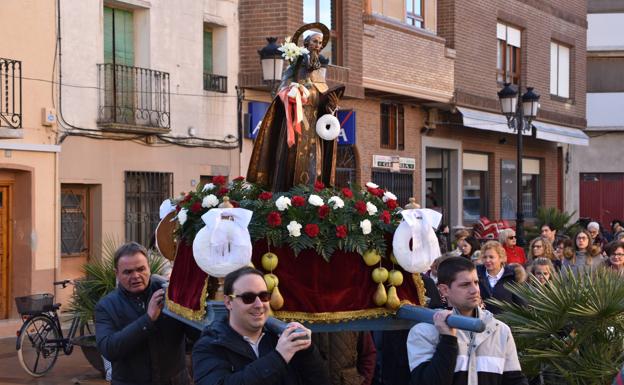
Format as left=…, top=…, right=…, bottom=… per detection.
left=17, top=315, right=61, bottom=377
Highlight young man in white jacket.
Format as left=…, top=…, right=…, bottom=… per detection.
left=407, top=257, right=528, bottom=385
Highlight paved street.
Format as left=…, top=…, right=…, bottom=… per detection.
left=0, top=337, right=106, bottom=385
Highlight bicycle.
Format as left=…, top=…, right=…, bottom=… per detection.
left=14, top=279, right=92, bottom=377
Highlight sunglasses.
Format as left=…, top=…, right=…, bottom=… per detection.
left=508, top=235, right=516, bottom=239
left=228, top=291, right=271, bottom=304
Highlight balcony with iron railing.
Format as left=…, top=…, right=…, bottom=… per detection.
left=0, top=58, right=22, bottom=130
left=97, top=63, right=170, bottom=132
left=203, top=73, right=227, bottom=93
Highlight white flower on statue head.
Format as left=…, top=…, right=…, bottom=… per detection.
left=366, top=182, right=379, bottom=189
left=275, top=196, right=292, bottom=211
left=328, top=196, right=344, bottom=209
left=202, top=194, right=219, bottom=208
left=360, top=219, right=372, bottom=235
left=177, top=208, right=188, bottom=225
left=287, top=221, right=302, bottom=237
left=366, top=202, right=378, bottom=216
left=202, top=183, right=215, bottom=192
left=383, top=191, right=397, bottom=202
left=308, top=194, right=324, bottom=207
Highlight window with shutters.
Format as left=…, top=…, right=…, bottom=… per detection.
left=61, top=186, right=89, bottom=258
left=380, top=103, right=404, bottom=150
left=125, top=172, right=173, bottom=246
left=104, top=7, right=134, bottom=66
left=496, top=23, right=521, bottom=85
left=550, top=41, right=570, bottom=98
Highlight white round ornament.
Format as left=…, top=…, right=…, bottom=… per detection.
left=315, top=114, right=341, bottom=140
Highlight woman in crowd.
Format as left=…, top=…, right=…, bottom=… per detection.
left=476, top=240, right=526, bottom=314
left=562, top=230, right=603, bottom=274
left=499, top=228, right=527, bottom=265
left=587, top=221, right=608, bottom=250
left=528, top=237, right=561, bottom=270
left=457, top=236, right=480, bottom=261
left=527, top=257, right=556, bottom=285
left=604, top=241, right=624, bottom=276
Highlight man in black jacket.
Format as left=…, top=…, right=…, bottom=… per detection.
left=192, top=266, right=329, bottom=385
left=96, top=242, right=193, bottom=385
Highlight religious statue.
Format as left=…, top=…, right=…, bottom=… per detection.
left=247, top=23, right=345, bottom=192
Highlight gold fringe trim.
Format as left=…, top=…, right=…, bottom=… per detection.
left=273, top=307, right=395, bottom=323
left=411, top=273, right=427, bottom=307
left=165, top=278, right=208, bottom=321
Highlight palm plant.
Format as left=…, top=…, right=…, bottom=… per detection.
left=489, top=268, right=624, bottom=385
left=536, top=207, right=578, bottom=238
left=69, top=237, right=169, bottom=325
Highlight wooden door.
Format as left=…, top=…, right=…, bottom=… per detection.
left=0, top=185, right=11, bottom=319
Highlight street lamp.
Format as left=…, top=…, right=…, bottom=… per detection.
left=497, top=83, right=540, bottom=246
left=258, top=37, right=283, bottom=98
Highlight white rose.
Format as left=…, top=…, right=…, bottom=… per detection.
left=177, top=208, right=188, bottom=225
left=328, top=196, right=344, bottom=209
left=360, top=219, right=372, bottom=235
left=366, top=202, right=378, bottom=216
left=275, top=196, right=292, bottom=211
left=202, top=183, right=215, bottom=192
left=366, top=182, right=379, bottom=189
left=287, top=221, right=302, bottom=237
left=308, top=194, right=324, bottom=207
left=383, top=191, right=397, bottom=202
left=201, top=194, right=219, bottom=208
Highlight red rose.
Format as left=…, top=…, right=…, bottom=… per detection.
left=368, top=187, right=384, bottom=197
left=341, top=188, right=353, bottom=198
left=318, top=205, right=330, bottom=219
left=190, top=202, right=202, bottom=213
left=259, top=191, right=273, bottom=200
left=314, top=180, right=325, bottom=192
left=218, top=187, right=229, bottom=196
left=182, top=193, right=192, bottom=203
left=386, top=199, right=398, bottom=210
left=267, top=211, right=282, bottom=227
left=354, top=200, right=367, bottom=215
left=213, top=175, right=226, bottom=185
left=292, top=195, right=305, bottom=207
left=305, top=224, right=320, bottom=238
left=175, top=205, right=181, bottom=212
left=336, top=225, right=348, bottom=239
left=380, top=210, right=391, bottom=224
left=233, top=176, right=245, bottom=181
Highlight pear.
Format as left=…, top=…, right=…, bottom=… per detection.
left=362, top=250, right=381, bottom=266
left=261, top=252, right=279, bottom=271
left=388, top=270, right=404, bottom=286
left=372, top=267, right=389, bottom=283
left=386, top=285, right=401, bottom=310
left=270, top=286, right=284, bottom=310
left=390, top=252, right=398, bottom=265
left=374, top=282, right=388, bottom=306
left=264, top=274, right=277, bottom=292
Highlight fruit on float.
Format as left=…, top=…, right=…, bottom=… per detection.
left=270, top=286, right=284, bottom=310
left=362, top=250, right=381, bottom=266
left=386, top=285, right=401, bottom=310
left=264, top=274, right=279, bottom=292
left=372, top=267, right=389, bottom=283
left=388, top=270, right=404, bottom=286
left=373, top=283, right=388, bottom=306
left=261, top=252, right=278, bottom=271
left=390, top=253, right=398, bottom=265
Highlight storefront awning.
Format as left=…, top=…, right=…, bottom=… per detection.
left=457, top=107, right=530, bottom=135
left=533, top=121, right=589, bottom=146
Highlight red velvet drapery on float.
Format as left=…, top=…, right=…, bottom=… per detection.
left=166, top=239, right=426, bottom=322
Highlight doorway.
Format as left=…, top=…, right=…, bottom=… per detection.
left=0, top=185, right=11, bottom=319
left=426, top=148, right=452, bottom=225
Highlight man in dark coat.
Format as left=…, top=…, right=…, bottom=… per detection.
left=96, top=242, right=193, bottom=385
left=192, top=266, right=329, bottom=385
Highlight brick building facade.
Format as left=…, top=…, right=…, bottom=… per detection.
left=239, top=0, right=588, bottom=230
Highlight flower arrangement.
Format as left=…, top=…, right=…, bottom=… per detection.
left=278, top=36, right=310, bottom=63
left=171, top=177, right=402, bottom=261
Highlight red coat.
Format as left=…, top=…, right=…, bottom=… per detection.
left=504, top=245, right=526, bottom=265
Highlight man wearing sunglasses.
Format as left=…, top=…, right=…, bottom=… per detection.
left=192, top=266, right=329, bottom=385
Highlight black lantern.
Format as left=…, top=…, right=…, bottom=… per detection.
left=521, top=87, right=540, bottom=120
left=497, top=83, right=518, bottom=119
left=258, top=37, right=283, bottom=96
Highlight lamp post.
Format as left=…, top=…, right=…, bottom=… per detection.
left=258, top=37, right=284, bottom=98
left=497, top=83, right=540, bottom=246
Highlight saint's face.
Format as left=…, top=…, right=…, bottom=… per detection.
left=307, top=33, right=323, bottom=53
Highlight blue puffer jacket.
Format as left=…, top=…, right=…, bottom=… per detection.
left=477, top=264, right=526, bottom=314
left=95, top=276, right=191, bottom=385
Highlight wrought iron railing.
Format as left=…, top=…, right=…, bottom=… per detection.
left=97, top=63, right=170, bottom=129
left=0, top=58, right=22, bottom=129
left=203, top=73, right=227, bottom=93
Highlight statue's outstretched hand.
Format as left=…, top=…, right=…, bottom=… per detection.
left=326, top=93, right=339, bottom=113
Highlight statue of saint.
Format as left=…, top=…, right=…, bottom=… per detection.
left=247, top=23, right=345, bottom=192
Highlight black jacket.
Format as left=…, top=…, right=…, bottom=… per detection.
left=477, top=264, right=526, bottom=314
left=192, top=317, right=330, bottom=385
left=95, top=276, right=190, bottom=385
